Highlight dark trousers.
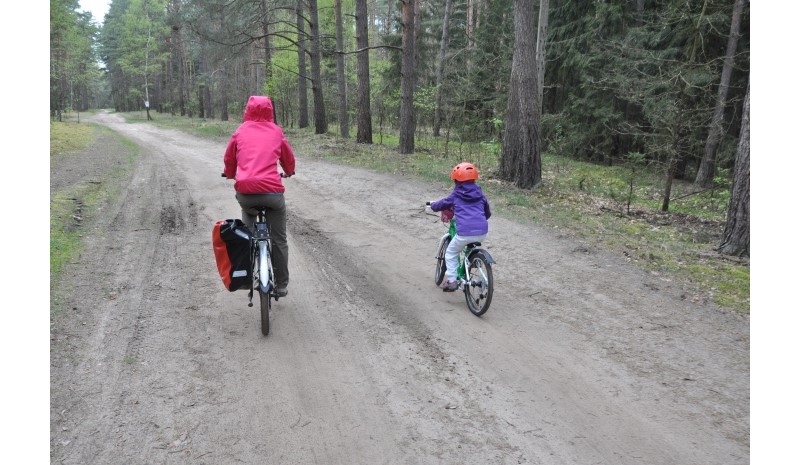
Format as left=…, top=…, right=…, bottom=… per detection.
left=235, top=192, right=289, bottom=289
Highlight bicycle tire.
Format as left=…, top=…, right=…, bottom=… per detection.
left=434, top=236, right=451, bottom=285
left=259, top=288, right=270, bottom=336
left=257, top=240, right=271, bottom=336
left=464, top=251, right=493, bottom=316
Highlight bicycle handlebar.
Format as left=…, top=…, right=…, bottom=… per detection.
left=221, top=172, right=294, bottom=178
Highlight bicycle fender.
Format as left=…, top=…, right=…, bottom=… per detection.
left=469, top=248, right=496, bottom=264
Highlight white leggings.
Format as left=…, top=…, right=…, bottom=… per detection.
left=444, top=233, right=487, bottom=282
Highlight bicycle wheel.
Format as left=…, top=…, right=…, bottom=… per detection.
left=434, top=236, right=450, bottom=285
left=257, top=241, right=271, bottom=336
left=259, top=288, right=271, bottom=335
left=464, top=251, right=493, bottom=316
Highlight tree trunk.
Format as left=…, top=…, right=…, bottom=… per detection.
left=433, top=0, right=454, bottom=137
left=355, top=0, right=373, bottom=143
left=618, top=2, right=639, bottom=154
left=50, top=20, right=64, bottom=120
left=215, top=1, right=228, bottom=120
left=500, top=0, right=541, bottom=189
left=398, top=0, right=417, bottom=154
left=199, top=48, right=211, bottom=118
left=661, top=155, right=675, bottom=212
left=220, top=67, right=229, bottom=121
left=334, top=0, right=349, bottom=138
left=466, top=0, right=474, bottom=53
left=385, top=0, right=393, bottom=35
left=636, top=0, right=645, bottom=24
left=198, top=83, right=205, bottom=118
left=145, top=24, right=153, bottom=121
left=170, top=24, right=187, bottom=117
left=695, top=0, right=745, bottom=187
left=535, top=0, right=549, bottom=109
left=718, top=78, right=749, bottom=257
left=165, top=33, right=175, bottom=115
left=296, top=0, right=309, bottom=128
left=178, top=32, right=187, bottom=117
left=204, top=80, right=213, bottom=118
left=308, top=0, right=327, bottom=134
left=260, top=0, right=273, bottom=112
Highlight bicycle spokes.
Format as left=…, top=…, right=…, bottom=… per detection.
left=464, top=255, right=493, bottom=316
left=431, top=218, right=494, bottom=316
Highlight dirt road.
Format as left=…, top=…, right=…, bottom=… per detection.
left=50, top=112, right=749, bottom=464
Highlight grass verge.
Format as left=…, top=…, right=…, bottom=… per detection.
left=50, top=121, right=138, bottom=319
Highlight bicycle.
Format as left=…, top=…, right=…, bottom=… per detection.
left=426, top=202, right=496, bottom=316
left=221, top=174, right=286, bottom=336
left=246, top=206, right=279, bottom=335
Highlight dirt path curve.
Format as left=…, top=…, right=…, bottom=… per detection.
left=50, top=112, right=749, bottom=465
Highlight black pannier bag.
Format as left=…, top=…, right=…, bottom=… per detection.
left=212, top=219, right=252, bottom=291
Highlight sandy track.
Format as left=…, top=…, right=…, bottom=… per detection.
left=50, top=112, right=749, bottom=464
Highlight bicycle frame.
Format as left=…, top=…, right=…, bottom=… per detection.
left=248, top=211, right=275, bottom=302
left=434, top=215, right=496, bottom=316
left=444, top=219, right=495, bottom=282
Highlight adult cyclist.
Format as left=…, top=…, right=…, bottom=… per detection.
left=223, top=96, right=296, bottom=298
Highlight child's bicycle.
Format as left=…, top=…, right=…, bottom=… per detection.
left=426, top=202, right=496, bottom=316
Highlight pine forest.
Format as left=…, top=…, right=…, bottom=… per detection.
left=50, top=0, right=750, bottom=256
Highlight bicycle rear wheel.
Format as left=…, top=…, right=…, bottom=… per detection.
left=464, top=251, right=493, bottom=316
left=434, top=236, right=450, bottom=285
left=259, top=289, right=270, bottom=335
left=257, top=241, right=271, bottom=336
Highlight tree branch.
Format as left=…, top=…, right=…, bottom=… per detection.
left=335, top=44, right=402, bottom=55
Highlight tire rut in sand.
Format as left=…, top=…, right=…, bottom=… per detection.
left=285, top=208, right=529, bottom=460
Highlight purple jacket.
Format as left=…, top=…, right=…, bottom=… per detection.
left=430, top=181, right=491, bottom=236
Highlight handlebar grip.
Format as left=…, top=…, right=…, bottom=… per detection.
left=425, top=201, right=431, bottom=206
left=221, top=173, right=226, bottom=177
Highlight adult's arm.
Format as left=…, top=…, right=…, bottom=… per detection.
left=223, top=136, right=238, bottom=178
left=278, top=136, right=296, bottom=176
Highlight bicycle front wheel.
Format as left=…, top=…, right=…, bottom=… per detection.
left=434, top=236, right=451, bottom=285
left=464, top=251, right=493, bottom=316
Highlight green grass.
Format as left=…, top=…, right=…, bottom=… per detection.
left=122, top=111, right=241, bottom=137
left=110, top=112, right=750, bottom=314
left=50, top=121, right=96, bottom=289
left=50, top=120, right=94, bottom=155
left=50, top=122, right=138, bottom=318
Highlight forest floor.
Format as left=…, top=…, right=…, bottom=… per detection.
left=50, top=111, right=749, bottom=464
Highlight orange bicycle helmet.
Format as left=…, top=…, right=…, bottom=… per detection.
left=450, top=162, right=479, bottom=182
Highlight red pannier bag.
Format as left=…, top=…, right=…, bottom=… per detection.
left=212, top=219, right=252, bottom=291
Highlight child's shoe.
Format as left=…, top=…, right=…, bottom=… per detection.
left=440, top=280, right=459, bottom=292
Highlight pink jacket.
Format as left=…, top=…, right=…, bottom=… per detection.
left=223, top=96, right=296, bottom=194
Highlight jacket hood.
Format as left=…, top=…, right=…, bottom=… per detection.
left=242, top=96, right=275, bottom=123
left=454, top=181, right=485, bottom=202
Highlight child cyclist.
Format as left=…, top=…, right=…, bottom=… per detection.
left=429, top=162, right=492, bottom=291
